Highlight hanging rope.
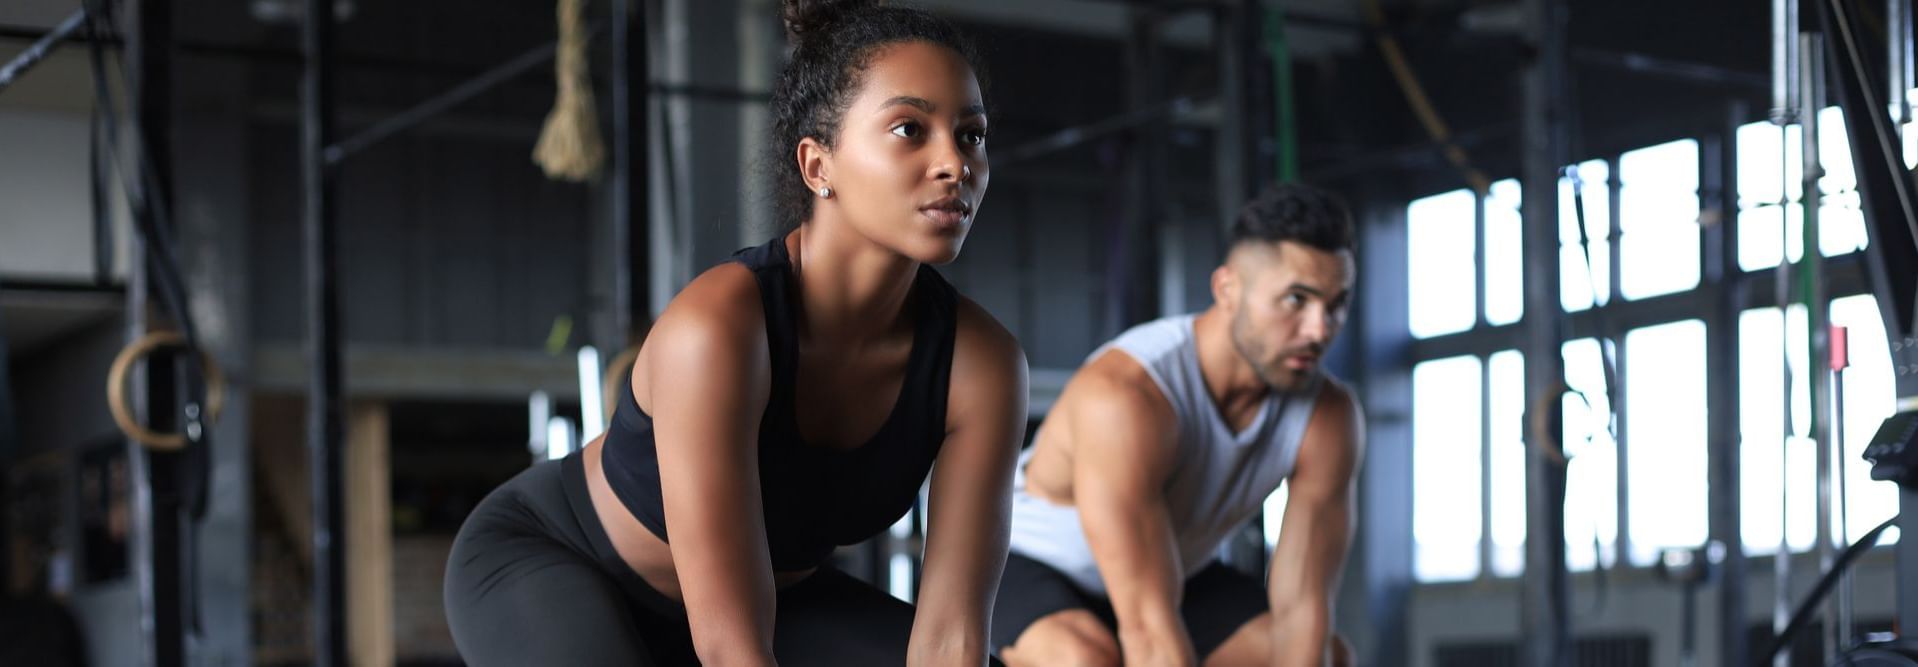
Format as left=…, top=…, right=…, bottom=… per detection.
left=1361, top=0, right=1490, bottom=194
left=534, top=0, right=607, bottom=181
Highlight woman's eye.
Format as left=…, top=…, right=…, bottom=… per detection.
left=959, top=128, right=988, bottom=146
left=1283, top=294, right=1306, bottom=307
left=891, top=123, right=922, bottom=139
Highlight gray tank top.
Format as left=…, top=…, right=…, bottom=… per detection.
left=1007, top=314, right=1322, bottom=595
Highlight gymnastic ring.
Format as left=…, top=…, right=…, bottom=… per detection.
left=1528, top=381, right=1569, bottom=466
left=602, top=343, right=642, bottom=427
left=106, top=331, right=228, bottom=452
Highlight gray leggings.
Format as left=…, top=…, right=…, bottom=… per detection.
left=444, top=452, right=917, bottom=666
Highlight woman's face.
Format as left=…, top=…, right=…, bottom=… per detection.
left=803, top=40, right=989, bottom=265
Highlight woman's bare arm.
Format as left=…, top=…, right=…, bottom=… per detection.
left=909, top=298, right=1028, bottom=666
left=646, top=266, right=779, bottom=667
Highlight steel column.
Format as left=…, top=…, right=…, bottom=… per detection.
left=123, top=1, right=187, bottom=664
left=1520, top=0, right=1572, bottom=662
left=1707, top=101, right=1750, bottom=667
left=301, top=0, right=347, bottom=662
left=612, top=0, right=650, bottom=338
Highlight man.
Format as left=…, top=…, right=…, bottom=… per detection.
left=993, top=183, right=1364, bottom=667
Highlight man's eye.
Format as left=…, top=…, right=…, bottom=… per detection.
left=891, top=123, right=922, bottom=139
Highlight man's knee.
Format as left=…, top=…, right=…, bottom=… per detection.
left=1001, top=611, right=1120, bottom=667
left=1003, top=636, right=1119, bottom=667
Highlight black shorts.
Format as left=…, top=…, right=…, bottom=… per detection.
left=444, top=452, right=920, bottom=666
left=990, top=552, right=1269, bottom=660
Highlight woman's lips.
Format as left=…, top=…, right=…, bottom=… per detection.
left=919, top=197, right=970, bottom=231
left=920, top=207, right=968, bottom=229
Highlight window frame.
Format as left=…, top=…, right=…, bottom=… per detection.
left=1402, top=131, right=1881, bottom=583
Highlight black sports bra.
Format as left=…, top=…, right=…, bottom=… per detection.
left=599, top=234, right=959, bottom=571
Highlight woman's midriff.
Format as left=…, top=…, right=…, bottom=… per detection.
left=581, top=437, right=817, bottom=602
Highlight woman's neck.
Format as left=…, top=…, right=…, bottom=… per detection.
left=787, top=221, right=919, bottom=347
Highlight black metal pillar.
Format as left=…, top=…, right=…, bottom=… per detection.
left=124, top=1, right=185, bottom=664
left=612, top=0, right=651, bottom=334
left=1214, top=0, right=1257, bottom=232
left=1706, top=102, right=1749, bottom=667
left=1799, top=0, right=1918, bottom=634
left=0, top=307, right=13, bottom=598
left=1113, top=7, right=1166, bottom=334
left=1520, top=0, right=1571, bottom=663
left=1357, top=200, right=1415, bottom=667
left=301, top=0, right=347, bottom=663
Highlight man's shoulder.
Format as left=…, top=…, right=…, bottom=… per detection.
left=1071, top=350, right=1175, bottom=415
left=1298, top=375, right=1365, bottom=470
left=1103, top=314, right=1196, bottom=366
left=1309, top=376, right=1361, bottom=425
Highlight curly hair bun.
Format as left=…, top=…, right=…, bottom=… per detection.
left=782, top=0, right=879, bottom=40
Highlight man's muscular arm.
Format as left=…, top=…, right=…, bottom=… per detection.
left=1070, top=353, right=1195, bottom=667
left=1266, top=382, right=1364, bottom=666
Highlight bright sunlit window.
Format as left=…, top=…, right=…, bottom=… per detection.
left=1413, top=355, right=1484, bottom=582
left=1740, top=305, right=1815, bottom=554
left=1618, top=140, right=1701, bottom=300
left=1623, top=319, right=1709, bottom=565
left=1395, top=120, right=1895, bottom=582
left=1484, top=180, right=1524, bottom=326
left=1559, top=161, right=1612, bottom=313
left=1833, top=295, right=1898, bottom=544
left=1488, top=349, right=1527, bottom=577
left=1562, top=338, right=1619, bottom=571
left=1408, top=190, right=1479, bottom=338
left=1735, top=110, right=1869, bottom=273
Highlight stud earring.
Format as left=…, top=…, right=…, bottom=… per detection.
left=817, top=185, right=833, bottom=198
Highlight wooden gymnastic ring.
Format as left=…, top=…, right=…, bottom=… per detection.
left=1529, top=381, right=1569, bottom=466
left=602, top=344, right=642, bottom=427
left=106, top=331, right=227, bottom=451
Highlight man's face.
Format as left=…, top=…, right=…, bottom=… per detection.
left=1222, top=241, right=1355, bottom=391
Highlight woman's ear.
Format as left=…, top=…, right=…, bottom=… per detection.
left=797, top=136, right=832, bottom=192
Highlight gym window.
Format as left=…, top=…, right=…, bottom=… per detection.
left=1407, top=114, right=1906, bottom=584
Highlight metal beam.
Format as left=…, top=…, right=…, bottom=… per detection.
left=612, top=0, right=650, bottom=341
left=996, top=96, right=1202, bottom=167
left=301, top=0, right=348, bottom=662
left=1570, top=47, right=1771, bottom=92
left=0, top=9, right=85, bottom=93
left=324, top=35, right=570, bottom=164
left=120, top=1, right=187, bottom=664
left=1214, top=0, right=1254, bottom=232
left=0, top=306, right=13, bottom=603
left=1706, top=102, right=1750, bottom=667
left=1520, top=0, right=1572, bottom=664
left=1356, top=202, right=1415, bottom=667
left=1804, top=0, right=1918, bottom=637
left=1110, top=6, right=1167, bottom=335
left=1406, top=255, right=1874, bottom=362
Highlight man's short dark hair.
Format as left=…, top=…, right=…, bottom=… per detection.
left=1229, top=182, right=1356, bottom=253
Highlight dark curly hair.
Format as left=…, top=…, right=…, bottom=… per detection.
left=769, top=0, right=987, bottom=233
left=1229, top=182, right=1357, bottom=254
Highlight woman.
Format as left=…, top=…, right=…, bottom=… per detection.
left=444, top=1, right=1027, bottom=665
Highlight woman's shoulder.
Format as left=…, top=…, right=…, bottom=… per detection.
left=949, top=294, right=1018, bottom=358
left=946, top=293, right=1028, bottom=396
left=647, top=262, right=768, bottom=356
